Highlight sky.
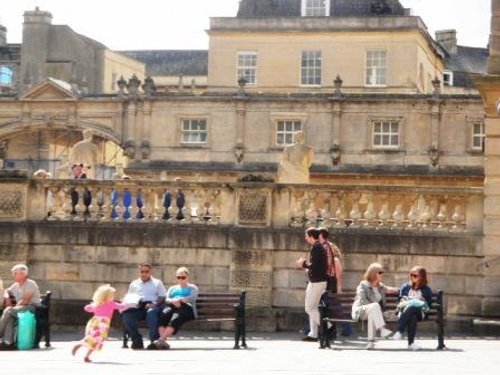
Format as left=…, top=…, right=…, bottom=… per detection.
left=0, top=0, right=491, bottom=50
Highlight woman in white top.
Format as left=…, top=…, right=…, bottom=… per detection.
left=352, top=262, right=399, bottom=350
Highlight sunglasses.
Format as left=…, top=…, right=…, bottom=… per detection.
left=378, top=271, right=384, bottom=275
left=177, top=275, right=187, bottom=280
left=410, top=273, right=420, bottom=278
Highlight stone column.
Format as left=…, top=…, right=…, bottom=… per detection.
left=474, top=0, right=500, bottom=316
left=235, top=101, right=246, bottom=163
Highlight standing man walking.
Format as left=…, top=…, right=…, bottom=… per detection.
left=296, top=227, right=327, bottom=341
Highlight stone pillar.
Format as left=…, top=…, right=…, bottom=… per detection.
left=474, top=0, right=500, bottom=316
left=142, top=101, right=152, bottom=163
left=430, top=100, right=442, bottom=150
left=235, top=101, right=246, bottom=163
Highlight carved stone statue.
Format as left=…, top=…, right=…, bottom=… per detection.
left=33, top=169, right=52, bottom=179
left=0, top=140, right=7, bottom=169
left=276, top=131, right=313, bottom=184
left=112, top=163, right=131, bottom=180
left=69, top=129, right=98, bottom=178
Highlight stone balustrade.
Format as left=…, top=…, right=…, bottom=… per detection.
left=0, top=177, right=483, bottom=233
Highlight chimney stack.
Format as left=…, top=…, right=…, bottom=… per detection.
left=0, top=25, right=6, bottom=46
left=488, top=0, right=500, bottom=75
left=435, top=29, right=457, bottom=55
left=20, top=7, right=53, bottom=89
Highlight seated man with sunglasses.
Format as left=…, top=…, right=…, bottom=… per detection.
left=148, top=267, right=198, bottom=350
left=122, top=262, right=167, bottom=350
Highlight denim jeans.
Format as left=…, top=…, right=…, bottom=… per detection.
left=122, top=304, right=162, bottom=345
left=397, top=305, right=424, bottom=344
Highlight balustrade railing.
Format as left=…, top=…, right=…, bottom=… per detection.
left=42, top=180, right=224, bottom=225
left=287, top=185, right=481, bottom=233
left=1, top=178, right=483, bottom=233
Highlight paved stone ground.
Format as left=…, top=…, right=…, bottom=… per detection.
left=7, top=330, right=500, bottom=374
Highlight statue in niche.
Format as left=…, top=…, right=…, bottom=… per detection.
left=69, top=129, right=98, bottom=178
left=0, top=139, right=8, bottom=169
left=276, top=131, right=313, bottom=184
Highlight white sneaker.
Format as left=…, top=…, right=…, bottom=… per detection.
left=408, top=342, right=422, bottom=351
left=366, top=341, right=375, bottom=350
left=392, top=331, right=403, bottom=340
left=380, top=327, right=393, bottom=338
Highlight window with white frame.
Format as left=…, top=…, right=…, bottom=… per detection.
left=471, top=122, right=485, bottom=151
left=443, top=70, right=453, bottom=86
left=365, top=50, right=387, bottom=86
left=372, top=120, right=399, bottom=149
left=237, top=51, right=257, bottom=85
left=301, top=50, right=321, bottom=86
left=276, top=120, right=302, bottom=146
left=181, top=119, right=207, bottom=144
left=301, top=0, right=330, bottom=16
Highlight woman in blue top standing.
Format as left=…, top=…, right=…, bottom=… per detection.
left=392, top=266, right=433, bottom=351
left=148, top=267, right=198, bottom=350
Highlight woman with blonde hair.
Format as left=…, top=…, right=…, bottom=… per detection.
left=351, top=262, right=399, bottom=350
left=72, top=284, right=127, bottom=362
left=148, top=267, right=198, bottom=350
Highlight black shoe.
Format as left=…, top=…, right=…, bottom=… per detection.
left=0, top=342, right=15, bottom=351
left=146, top=342, right=158, bottom=350
left=131, top=340, right=144, bottom=350
left=301, top=336, right=317, bottom=342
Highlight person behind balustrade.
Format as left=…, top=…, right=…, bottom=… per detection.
left=72, top=163, right=87, bottom=179
left=0, top=264, right=41, bottom=350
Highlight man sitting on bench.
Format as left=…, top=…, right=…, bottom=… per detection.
left=0, top=264, right=41, bottom=350
left=122, top=262, right=167, bottom=350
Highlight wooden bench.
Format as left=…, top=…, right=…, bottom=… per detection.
left=122, top=291, right=247, bottom=349
left=0, top=291, right=51, bottom=349
left=318, top=290, right=445, bottom=350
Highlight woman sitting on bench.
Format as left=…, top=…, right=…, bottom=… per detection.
left=351, top=262, right=399, bottom=350
left=148, top=267, right=198, bottom=350
left=392, top=266, right=433, bottom=351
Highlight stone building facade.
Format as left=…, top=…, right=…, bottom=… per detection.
left=0, top=0, right=497, bottom=331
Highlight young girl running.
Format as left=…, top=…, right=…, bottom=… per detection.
left=72, top=284, right=127, bottom=362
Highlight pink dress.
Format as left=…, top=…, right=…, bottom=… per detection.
left=82, top=301, right=127, bottom=351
